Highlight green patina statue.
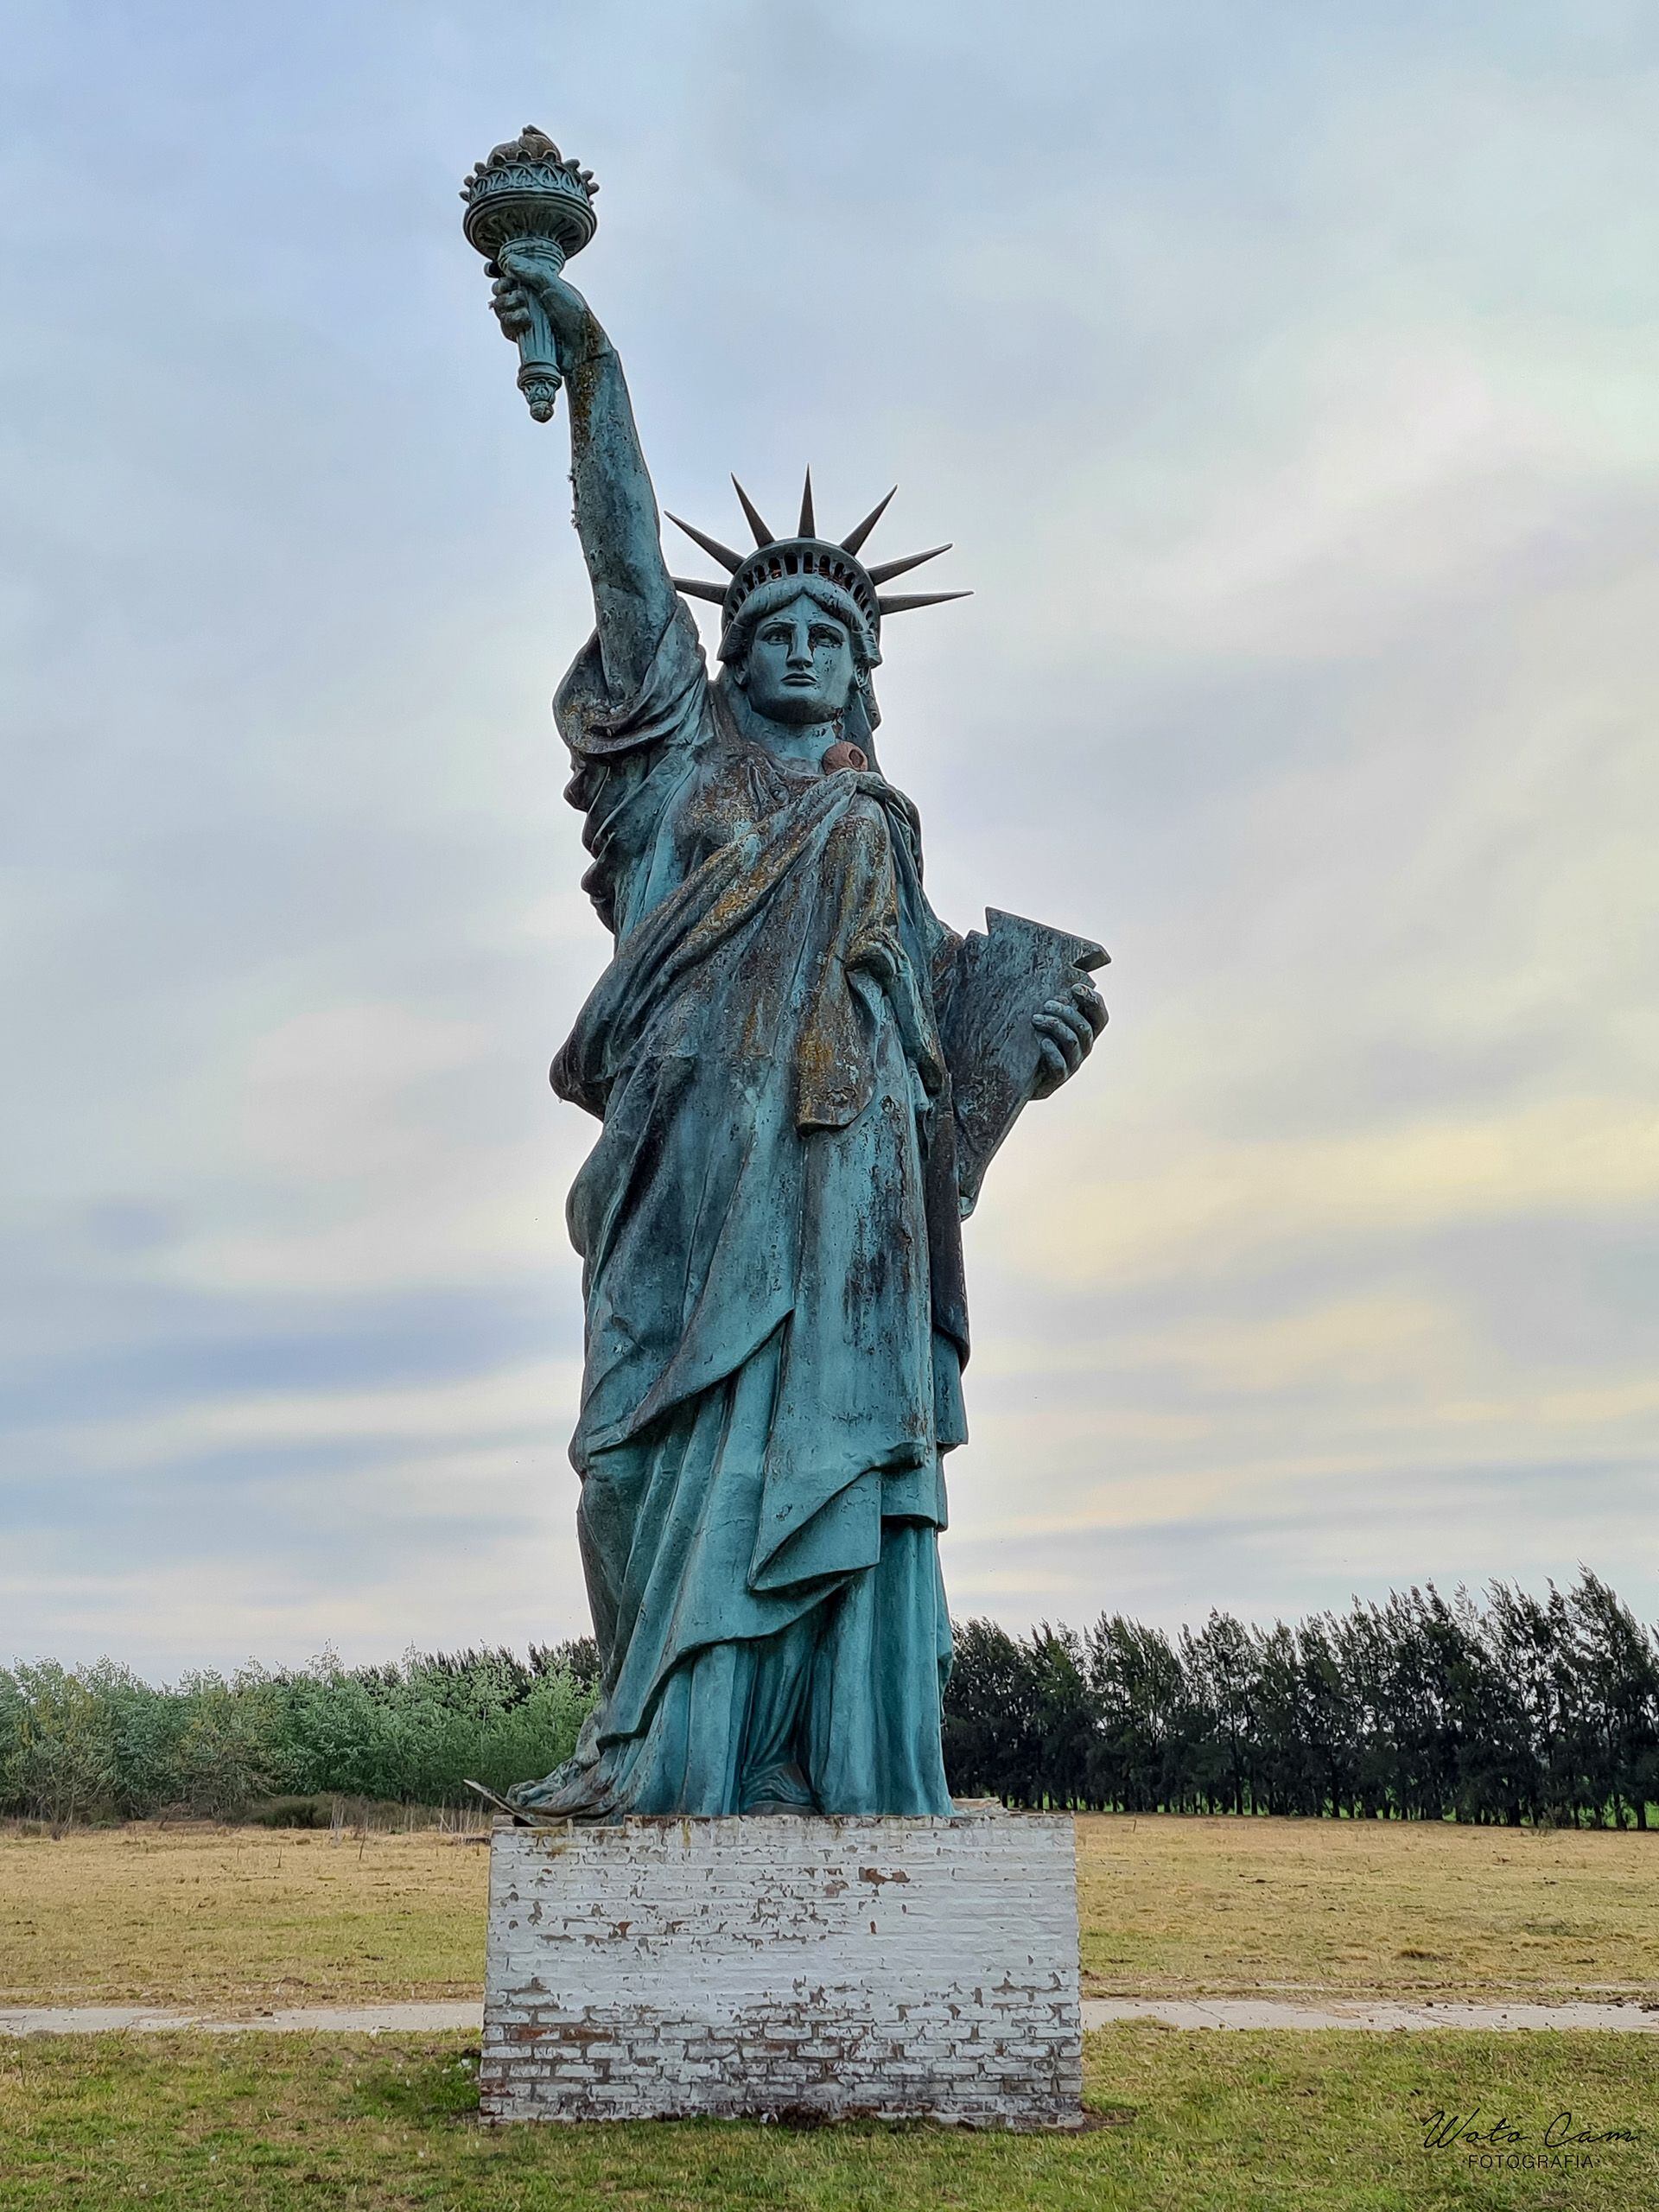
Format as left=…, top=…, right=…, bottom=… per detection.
left=462, top=132, right=1107, bottom=1819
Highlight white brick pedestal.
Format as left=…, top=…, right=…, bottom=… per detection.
left=480, top=1808, right=1081, bottom=2128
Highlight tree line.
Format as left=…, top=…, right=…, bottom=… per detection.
left=4, top=1573, right=1657, bottom=1828
left=0, top=1641, right=599, bottom=1828
left=943, top=1573, right=1659, bottom=1827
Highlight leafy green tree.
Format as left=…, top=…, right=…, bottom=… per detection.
left=0, top=1661, right=123, bottom=1830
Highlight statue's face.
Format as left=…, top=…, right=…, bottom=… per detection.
left=740, top=594, right=859, bottom=726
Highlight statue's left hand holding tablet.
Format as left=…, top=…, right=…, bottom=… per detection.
left=1032, top=978, right=1108, bottom=1097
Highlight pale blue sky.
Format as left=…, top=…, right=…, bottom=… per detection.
left=4, top=2, right=1656, bottom=1674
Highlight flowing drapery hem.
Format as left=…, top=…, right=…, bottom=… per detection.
left=509, top=1517, right=954, bottom=1820
left=509, top=1327, right=953, bottom=1822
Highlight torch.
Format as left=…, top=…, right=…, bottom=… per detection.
left=461, top=128, right=598, bottom=423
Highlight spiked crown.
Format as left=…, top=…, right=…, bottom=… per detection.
left=667, top=470, right=969, bottom=649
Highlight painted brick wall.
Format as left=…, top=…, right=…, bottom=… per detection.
left=480, top=1808, right=1081, bottom=2129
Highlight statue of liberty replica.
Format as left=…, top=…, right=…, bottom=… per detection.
left=464, top=133, right=1106, bottom=1825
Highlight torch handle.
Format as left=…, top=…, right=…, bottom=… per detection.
left=494, top=238, right=570, bottom=424
left=512, top=292, right=564, bottom=423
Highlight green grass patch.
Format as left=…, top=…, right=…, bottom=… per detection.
left=2, top=2029, right=1655, bottom=2209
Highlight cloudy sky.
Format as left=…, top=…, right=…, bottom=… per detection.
left=4, top=2, right=1656, bottom=1677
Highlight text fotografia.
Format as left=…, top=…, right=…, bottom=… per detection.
left=1419, top=2107, right=1642, bottom=2171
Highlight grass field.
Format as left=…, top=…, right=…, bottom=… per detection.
left=3, top=2029, right=1655, bottom=2209
left=5, top=1813, right=1656, bottom=2012
left=0, top=1826, right=487, bottom=2012
left=6, top=1819, right=1658, bottom=2209
left=1076, top=1815, right=1659, bottom=2001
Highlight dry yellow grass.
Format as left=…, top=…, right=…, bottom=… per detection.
left=0, top=1823, right=487, bottom=2011
left=1078, top=1812, right=1659, bottom=2000
left=4, top=1813, right=1657, bottom=2012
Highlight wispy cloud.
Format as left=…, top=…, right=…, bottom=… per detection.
left=3, top=1, right=1655, bottom=1670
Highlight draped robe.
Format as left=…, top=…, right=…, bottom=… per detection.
left=512, top=597, right=973, bottom=1818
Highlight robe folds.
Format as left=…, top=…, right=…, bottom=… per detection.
left=511, top=599, right=972, bottom=1818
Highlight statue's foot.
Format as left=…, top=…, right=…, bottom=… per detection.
left=737, top=1759, right=816, bottom=1815
left=505, top=1770, right=572, bottom=1812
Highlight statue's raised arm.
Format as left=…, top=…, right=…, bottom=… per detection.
left=490, top=250, right=675, bottom=699
left=461, top=129, right=671, bottom=696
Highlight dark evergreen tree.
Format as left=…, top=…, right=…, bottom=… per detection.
left=939, top=1618, right=1042, bottom=1804
left=1082, top=1613, right=1187, bottom=1812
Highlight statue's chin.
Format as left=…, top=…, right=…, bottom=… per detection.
left=751, top=691, right=844, bottom=728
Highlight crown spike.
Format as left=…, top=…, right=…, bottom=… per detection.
left=664, top=512, right=743, bottom=574
left=731, top=475, right=775, bottom=547
left=876, top=589, right=973, bottom=615
left=840, top=486, right=897, bottom=556
left=672, top=576, right=729, bottom=605
left=866, top=543, right=951, bottom=586
left=798, top=467, right=816, bottom=537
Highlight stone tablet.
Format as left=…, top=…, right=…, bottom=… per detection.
left=940, top=907, right=1110, bottom=1213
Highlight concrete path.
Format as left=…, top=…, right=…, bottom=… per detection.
left=1082, top=1997, right=1659, bottom=2032
left=4, top=1996, right=1658, bottom=2036
left=0, top=2002, right=483, bottom=2037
